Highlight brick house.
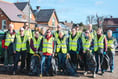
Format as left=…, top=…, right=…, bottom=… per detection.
left=0, top=1, right=35, bottom=30
left=14, top=2, right=36, bottom=29
left=33, top=7, right=59, bottom=30
left=103, top=17, right=118, bottom=32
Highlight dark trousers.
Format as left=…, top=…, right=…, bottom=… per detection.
left=107, top=50, right=114, bottom=71
left=26, top=53, right=33, bottom=71
left=95, top=53, right=104, bottom=73
left=58, top=53, right=66, bottom=71
left=13, top=51, right=27, bottom=72
left=83, top=53, right=89, bottom=71
left=69, top=51, right=77, bottom=70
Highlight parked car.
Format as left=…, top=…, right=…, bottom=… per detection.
left=0, top=30, right=5, bottom=63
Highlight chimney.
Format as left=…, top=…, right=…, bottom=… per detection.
left=36, top=6, right=40, bottom=11
left=110, top=16, right=113, bottom=18
left=65, top=20, right=67, bottom=23
left=71, top=21, right=73, bottom=24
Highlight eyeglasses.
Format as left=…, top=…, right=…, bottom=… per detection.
left=85, top=32, right=89, bottom=34
left=20, top=30, right=24, bottom=32
left=47, top=32, right=51, bottom=33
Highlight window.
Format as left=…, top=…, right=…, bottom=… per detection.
left=2, top=20, right=6, bottom=30
left=52, top=17, right=55, bottom=26
left=17, top=14, right=22, bottom=18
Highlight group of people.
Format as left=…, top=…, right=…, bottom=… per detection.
left=1, top=23, right=118, bottom=78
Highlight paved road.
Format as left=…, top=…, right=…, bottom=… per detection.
left=0, top=55, right=118, bottom=79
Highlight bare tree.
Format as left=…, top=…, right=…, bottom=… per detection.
left=86, top=15, right=96, bottom=24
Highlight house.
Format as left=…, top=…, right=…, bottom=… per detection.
left=0, top=0, right=35, bottom=30
left=14, top=2, right=36, bottom=29
left=62, top=21, right=74, bottom=29
left=103, top=16, right=118, bottom=32
left=33, top=7, right=59, bottom=30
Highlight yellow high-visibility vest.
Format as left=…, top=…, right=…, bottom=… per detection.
left=56, top=37, right=67, bottom=53
left=5, top=33, right=15, bottom=46
left=82, top=37, right=92, bottom=51
left=24, top=29, right=32, bottom=41
left=42, top=37, right=54, bottom=54
left=54, top=31, right=59, bottom=39
left=69, top=34, right=78, bottom=51
left=94, top=35, right=105, bottom=52
left=16, top=35, right=28, bottom=52
left=107, top=39, right=115, bottom=52
left=30, top=36, right=42, bottom=54
left=90, top=30, right=96, bottom=39
left=77, top=31, right=82, bottom=38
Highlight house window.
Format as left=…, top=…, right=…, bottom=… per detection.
left=52, top=17, right=55, bottom=26
left=17, top=14, right=22, bottom=18
left=2, top=20, right=6, bottom=30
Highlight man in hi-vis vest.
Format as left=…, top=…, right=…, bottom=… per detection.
left=94, top=27, right=107, bottom=75
left=106, top=30, right=117, bottom=73
left=4, top=24, right=16, bottom=71
left=68, top=28, right=80, bottom=71
left=13, top=28, right=29, bottom=75
left=26, top=31, right=42, bottom=72
left=55, top=31, right=68, bottom=74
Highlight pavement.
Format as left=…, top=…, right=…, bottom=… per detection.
left=0, top=55, right=118, bottom=79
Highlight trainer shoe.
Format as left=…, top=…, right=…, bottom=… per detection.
left=13, top=71, right=16, bottom=75
left=84, top=71, right=88, bottom=76
left=93, top=73, right=96, bottom=78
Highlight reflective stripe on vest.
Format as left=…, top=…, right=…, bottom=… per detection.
left=5, top=33, right=15, bottom=46
left=42, top=37, right=54, bottom=54
left=56, top=37, right=67, bottom=53
left=107, top=39, right=115, bottom=51
left=16, top=35, right=27, bottom=52
left=82, top=37, right=91, bottom=51
left=69, top=34, right=78, bottom=51
left=30, top=36, right=42, bottom=54
left=94, top=35, right=105, bottom=51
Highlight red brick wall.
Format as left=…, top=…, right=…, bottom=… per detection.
left=0, top=9, right=35, bottom=30
left=0, top=9, right=10, bottom=29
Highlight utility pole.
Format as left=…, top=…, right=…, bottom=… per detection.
left=28, top=0, right=30, bottom=28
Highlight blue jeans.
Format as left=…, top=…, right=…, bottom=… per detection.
left=41, top=55, right=52, bottom=74
left=57, top=53, right=66, bottom=71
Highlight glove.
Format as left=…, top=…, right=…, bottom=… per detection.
left=66, top=53, right=70, bottom=59
left=77, top=51, right=79, bottom=54
left=52, top=53, right=55, bottom=57
left=103, top=52, right=106, bottom=55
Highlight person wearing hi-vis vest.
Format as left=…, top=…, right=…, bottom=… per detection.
left=55, top=31, right=68, bottom=74
left=12, top=28, right=29, bottom=75
left=106, top=30, right=117, bottom=73
left=26, top=31, right=42, bottom=72
left=88, top=24, right=97, bottom=40
left=40, top=29, right=54, bottom=76
left=94, top=27, right=107, bottom=75
left=4, top=24, right=16, bottom=71
left=75, top=24, right=82, bottom=38
left=24, top=23, right=32, bottom=42
left=53, top=24, right=61, bottom=39
left=68, top=28, right=80, bottom=71
left=82, top=30, right=96, bottom=78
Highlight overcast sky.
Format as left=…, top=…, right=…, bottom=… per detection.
left=4, top=0, right=118, bottom=24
